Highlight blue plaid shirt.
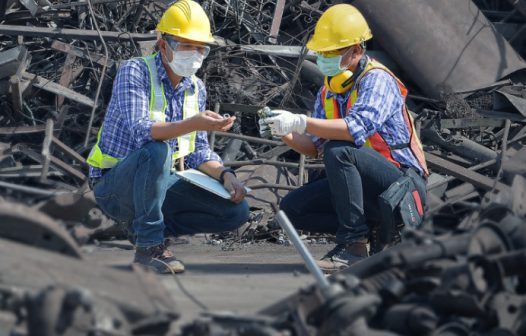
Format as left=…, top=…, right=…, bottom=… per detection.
left=89, top=53, right=221, bottom=178
left=311, top=65, right=424, bottom=176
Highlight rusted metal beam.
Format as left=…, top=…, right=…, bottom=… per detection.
left=437, top=118, right=506, bottom=129
left=225, top=159, right=324, bottom=169
left=220, top=103, right=307, bottom=116
left=427, top=159, right=498, bottom=191
left=12, top=144, right=86, bottom=181
left=56, top=53, right=77, bottom=108
left=214, top=131, right=283, bottom=146
left=0, top=180, right=68, bottom=195
left=8, top=48, right=31, bottom=113
left=0, top=24, right=156, bottom=41
left=52, top=136, right=88, bottom=167
left=40, top=119, right=54, bottom=183
left=51, top=0, right=144, bottom=8
left=425, top=152, right=509, bottom=192
left=9, top=74, right=29, bottom=113
left=506, top=0, right=526, bottom=18
left=0, top=46, right=27, bottom=79
left=0, top=125, right=47, bottom=135
left=22, top=72, right=95, bottom=107
left=268, top=0, right=286, bottom=43
left=51, top=40, right=115, bottom=68
left=0, top=165, right=64, bottom=178
left=258, top=145, right=291, bottom=159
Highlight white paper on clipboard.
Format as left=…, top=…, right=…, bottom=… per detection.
left=175, top=169, right=251, bottom=199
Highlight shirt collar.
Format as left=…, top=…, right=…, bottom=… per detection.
left=325, top=88, right=352, bottom=100
left=154, top=52, right=194, bottom=92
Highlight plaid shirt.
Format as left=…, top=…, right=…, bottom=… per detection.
left=89, top=53, right=221, bottom=178
left=311, top=66, right=424, bottom=176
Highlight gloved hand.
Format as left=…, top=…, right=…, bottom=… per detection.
left=257, top=117, right=270, bottom=138
left=263, top=110, right=307, bottom=136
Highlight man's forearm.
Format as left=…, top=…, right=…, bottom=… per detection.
left=306, top=118, right=354, bottom=142
left=198, top=160, right=226, bottom=180
left=281, top=133, right=318, bottom=157
left=151, top=119, right=195, bottom=141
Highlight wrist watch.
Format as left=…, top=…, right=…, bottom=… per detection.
left=219, top=168, right=236, bottom=184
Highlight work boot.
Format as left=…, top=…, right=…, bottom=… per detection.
left=133, top=243, right=185, bottom=274
left=369, top=223, right=404, bottom=255
left=317, top=239, right=369, bottom=273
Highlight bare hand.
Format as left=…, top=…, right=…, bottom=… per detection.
left=190, top=111, right=235, bottom=132
left=223, top=173, right=246, bottom=204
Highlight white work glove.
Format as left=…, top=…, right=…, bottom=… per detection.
left=263, top=110, right=307, bottom=137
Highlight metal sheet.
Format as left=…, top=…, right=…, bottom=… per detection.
left=0, top=201, right=82, bottom=257
left=0, top=238, right=179, bottom=320
left=354, top=0, right=526, bottom=99
left=494, top=89, right=526, bottom=117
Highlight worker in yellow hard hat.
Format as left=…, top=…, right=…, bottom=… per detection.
left=87, top=0, right=249, bottom=274
left=259, top=4, right=429, bottom=273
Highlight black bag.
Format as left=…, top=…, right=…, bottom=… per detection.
left=378, top=169, right=426, bottom=244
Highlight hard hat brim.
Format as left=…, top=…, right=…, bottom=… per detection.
left=306, top=32, right=372, bottom=52
left=156, top=28, right=215, bottom=44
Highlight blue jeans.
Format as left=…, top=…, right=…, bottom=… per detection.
left=281, top=141, right=406, bottom=244
left=93, top=141, right=249, bottom=248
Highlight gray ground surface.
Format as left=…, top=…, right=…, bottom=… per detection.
left=82, top=236, right=335, bottom=331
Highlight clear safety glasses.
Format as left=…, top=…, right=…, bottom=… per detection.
left=316, top=46, right=353, bottom=58
left=317, top=50, right=342, bottom=58
left=165, top=37, right=210, bottom=58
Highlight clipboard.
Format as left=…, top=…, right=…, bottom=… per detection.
left=175, top=169, right=251, bottom=199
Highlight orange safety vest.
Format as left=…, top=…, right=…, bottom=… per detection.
left=321, top=59, right=429, bottom=177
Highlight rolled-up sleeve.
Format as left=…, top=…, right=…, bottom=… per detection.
left=185, top=79, right=223, bottom=169
left=115, top=59, right=154, bottom=148
left=344, top=70, right=402, bottom=146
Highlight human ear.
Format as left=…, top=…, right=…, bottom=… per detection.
left=159, top=39, right=172, bottom=63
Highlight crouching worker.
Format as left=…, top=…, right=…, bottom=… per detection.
left=259, top=4, right=428, bottom=273
left=87, top=0, right=249, bottom=274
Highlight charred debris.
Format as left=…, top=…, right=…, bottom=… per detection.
left=0, top=0, right=526, bottom=335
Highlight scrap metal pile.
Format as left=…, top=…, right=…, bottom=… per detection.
left=0, top=0, right=526, bottom=335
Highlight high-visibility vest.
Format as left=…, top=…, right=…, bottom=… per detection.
left=87, top=54, right=199, bottom=169
left=321, top=59, right=429, bottom=176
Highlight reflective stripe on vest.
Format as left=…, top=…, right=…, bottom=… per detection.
left=87, top=54, right=199, bottom=169
left=321, top=59, right=429, bottom=176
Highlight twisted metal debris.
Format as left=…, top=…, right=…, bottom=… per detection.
left=0, top=0, right=526, bottom=335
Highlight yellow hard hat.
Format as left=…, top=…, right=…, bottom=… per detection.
left=156, top=0, right=214, bottom=43
left=307, top=4, right=372, bottom=52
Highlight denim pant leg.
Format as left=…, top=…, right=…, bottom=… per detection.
left=323, top=141, right=403, bottom=244
left=162, top=176, right=249, bottom=236
left=280, top=178, right=339, bottom=234
left=93, top=141, right=172, bottom=247
left=280, top=177, right=382, bottom=235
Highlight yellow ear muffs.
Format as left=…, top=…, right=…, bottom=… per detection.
left=324, top=70, right=355, bottom=94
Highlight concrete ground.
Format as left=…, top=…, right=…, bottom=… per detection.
left=82, top=235, right=335, bottom=330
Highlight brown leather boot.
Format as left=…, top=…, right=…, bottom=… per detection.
left=317, top=238, right=369, bottom=273
left=133, top=243, right=185, bottom=274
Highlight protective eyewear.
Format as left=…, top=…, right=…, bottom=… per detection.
left=165, top=37, right=210, bottom=58
left=316, top=46, right=351, bottom=58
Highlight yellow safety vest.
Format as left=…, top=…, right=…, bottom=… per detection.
left=87, top=54, right=199, bottom=169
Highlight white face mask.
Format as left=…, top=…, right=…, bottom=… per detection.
left=167, top=50, right=204, bottom=77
